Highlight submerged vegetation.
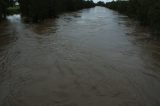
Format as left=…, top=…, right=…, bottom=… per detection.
left=106, top=0, right=160, bottom=30
left=19, top=0, right=95, bottom=22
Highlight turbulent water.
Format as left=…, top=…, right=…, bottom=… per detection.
left=0, top=7, right=160, bottom=106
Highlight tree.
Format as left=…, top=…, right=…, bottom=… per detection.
left=106, top=0, right=160, bottom=30
left=96, top=1, right=105, bottom=6
left=19, top=0, right=95, bottom=22
left=0, top=0, right=9, bottom=21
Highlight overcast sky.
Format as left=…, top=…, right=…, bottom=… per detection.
left=93, top=0, right=112, bottom=3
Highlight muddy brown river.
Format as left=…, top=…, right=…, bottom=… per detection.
left=0, top=7, right=160, bottom=106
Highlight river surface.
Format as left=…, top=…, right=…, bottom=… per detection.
left=0, top=7, right=160, bottom=106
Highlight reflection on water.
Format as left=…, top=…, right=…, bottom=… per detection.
left=0, top=7, right=160, bottom=106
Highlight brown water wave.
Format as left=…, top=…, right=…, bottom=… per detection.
left=0, top=7, right=160, bottom=106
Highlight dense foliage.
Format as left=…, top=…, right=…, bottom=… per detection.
left=19, top=0, right=95, bottom=22
left=0, top=0, right=8, bottom=21
left=96, top=1, right=105, bottom=6
left=0, top=0, right=95, bottom=22
left=7, top=6, right=20, bottom=15
left=0, top=0, right=19, bottom=21
left=106, top=0, right=160, bottom=30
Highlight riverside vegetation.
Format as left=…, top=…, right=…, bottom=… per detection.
left=19, top=0, right=95, bottom=22
left=106, top=0, right=160, bottom=31
left=0, top=0, right=95, bottom=22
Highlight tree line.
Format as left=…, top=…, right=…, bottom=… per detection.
left=0, top=0, right=18, bottom=21
left=19, top=0, right=95, bottom=22
left=105, top=0, right=160, bottom=30
left=0, top=0, right=8, bottom=21
left=0, top=0, right=95, bottom=22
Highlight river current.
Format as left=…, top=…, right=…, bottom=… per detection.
left=0, top=7, right=160, bottom=106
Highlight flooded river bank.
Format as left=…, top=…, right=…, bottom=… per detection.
left=0, top=7, right=160, bottom=106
